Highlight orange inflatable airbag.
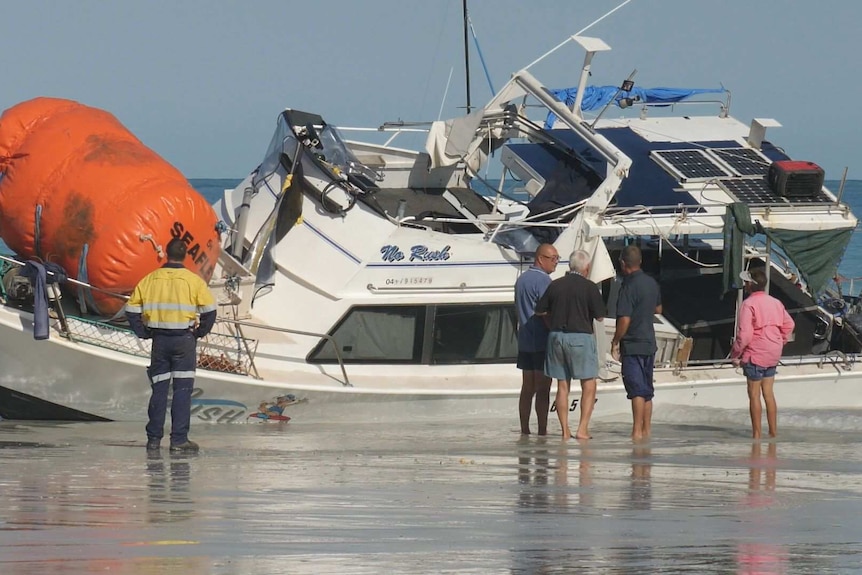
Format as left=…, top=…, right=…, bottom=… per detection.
left=0, top=97, right=220, bottom=316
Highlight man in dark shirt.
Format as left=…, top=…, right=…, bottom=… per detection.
left=611, top=245, right=662, bottom=441
left=535, top=250, right=606, bottom=440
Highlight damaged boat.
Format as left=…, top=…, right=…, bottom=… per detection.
left=0, top=35, right=859, bottom=423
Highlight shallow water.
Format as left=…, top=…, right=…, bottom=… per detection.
left=2, top=410, right=862, bottom=574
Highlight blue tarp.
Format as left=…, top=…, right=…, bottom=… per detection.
left=545, top=86, right=725, bottom=128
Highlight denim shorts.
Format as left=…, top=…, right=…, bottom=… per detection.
left=545, top=331, right=598, bottom=381
left=622, top=354, right=655, bottom=400
left=516, top=350, right=546, bottom=371
left=742, top=362, right=777, bottom=381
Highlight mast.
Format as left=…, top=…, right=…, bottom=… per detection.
left=462, top=0, right=471, bottom=113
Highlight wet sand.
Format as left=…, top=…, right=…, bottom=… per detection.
left=2, top=410, right=862, bottom=574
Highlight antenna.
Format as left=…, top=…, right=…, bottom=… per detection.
left=462, top=0, right=471, bottom=114
left=467, top=13, right=495, bottom=95
left=590, top=69, right=638, bottom=129
left=524, top=0, right=633, bottom=71
left=438, top=67, right=455, bottom=121
left=570, top=36, right=612, bottom=119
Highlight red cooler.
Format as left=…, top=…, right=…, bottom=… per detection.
left=767, top=160, right=825, bottom=198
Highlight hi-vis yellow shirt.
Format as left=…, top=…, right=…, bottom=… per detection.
left=125, top=265, right=216, bottom=330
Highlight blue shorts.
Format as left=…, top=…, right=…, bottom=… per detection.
left=545, top=331, right=598, bottom=381
left=622, top=354, right=655, bottom=400
left=742, top=362, right=776, bottom=381
left=517, top=350, right=546, bottom=371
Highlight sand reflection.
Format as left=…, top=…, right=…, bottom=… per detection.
left=736, top=441, right=788, bottom=574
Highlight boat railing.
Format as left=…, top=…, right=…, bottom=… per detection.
left=53, top=315, right=261, bottom=378
left=832, top=275, right=862, bottom=298
left=662, top=352, right=858, bottom=371
left=390, top=199, right=584, bottom=243
left=52, top=314, right=353, bottom=386
left=214, top=318, right=352, bottom=387
left=340, top=125, right=430, bottom=148
left=366, top=282, right=513, bottom=294
left=605, top=202, right=849, bottom=219
left=0, top=253, right=353, bottom=385
left=0, top=254, right=258, bottom=377
left=635, top=94, right=732, bottom=119
left=0, top=253, right=129, bottom=300
left=0, top=252, right=129, bottom=346
left=817, top=350, right=853, bottom=371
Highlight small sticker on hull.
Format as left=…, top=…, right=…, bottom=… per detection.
left=247, top=393, right=307, bottom=422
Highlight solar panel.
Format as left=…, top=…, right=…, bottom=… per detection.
left=708, top=148, right=770, bottom=176
left=652, top=150, right=730, bottom=182
left=717, top=177, right=832, bottom=205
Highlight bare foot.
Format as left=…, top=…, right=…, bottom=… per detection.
left=521, top=429, right=531, bottom=435
left=575, top=433, right=592, bottom=440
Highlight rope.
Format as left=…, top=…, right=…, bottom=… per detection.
left=627, top=203, right=722, bottom=268
left=138, top=234, right=165, bottom=260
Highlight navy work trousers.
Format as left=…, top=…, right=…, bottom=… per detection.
left=145, top=332, right=198, bottom=445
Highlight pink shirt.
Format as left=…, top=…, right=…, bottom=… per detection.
left=731, top=291, right=795, bottom=367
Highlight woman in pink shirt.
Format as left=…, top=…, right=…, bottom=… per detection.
left=730, top=268, right=795, bottom=439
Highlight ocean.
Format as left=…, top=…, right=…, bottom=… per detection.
left=2, top=179, right=862, bottom=573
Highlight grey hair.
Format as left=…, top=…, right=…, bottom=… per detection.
left=568, top=250, right=591, bottom=274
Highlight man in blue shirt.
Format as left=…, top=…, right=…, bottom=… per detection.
left=514, top=243, right=559, bottom=435
left=611, top=245, right=662, bottom=441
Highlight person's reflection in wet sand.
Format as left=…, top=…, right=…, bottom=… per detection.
left=748, top=441, right=776, bottom=493
left=736, top=441, right=787, bottom=574
left=146, top=450, right=167, bottom=487
left=517, top=437, right=550, bottom=510
left=556, top=439, right=593, bottom=509
left=629, top=444, right=652, bottom=510
left=513, top=438, right=553, bottom=574
left=146, top=451, right=194, bottom=523
left=512, top=438, right=592, bottom=574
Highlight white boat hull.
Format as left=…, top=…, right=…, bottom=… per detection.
left=2, top=305, right=860, bottom=425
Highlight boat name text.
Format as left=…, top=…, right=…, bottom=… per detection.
left=171, top=221, right=216, bottom=278
left=380, top=244, right=451, bottom=262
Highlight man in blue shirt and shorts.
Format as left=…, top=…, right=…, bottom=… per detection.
left=514, top=243, right=559, bottom=435
left=611, top=245, right=662, bottom=441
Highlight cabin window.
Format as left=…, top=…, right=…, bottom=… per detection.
left=309, top=303, right=518, bottom=365
left=308, top=305, right=425, bottom=363
left=430, top=304, right=518, bottom=364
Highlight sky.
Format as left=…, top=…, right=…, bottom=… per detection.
left=1, top=0, right=860, bottom=179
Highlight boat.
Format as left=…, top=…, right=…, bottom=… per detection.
left=0, top=34, right=860, bottom=424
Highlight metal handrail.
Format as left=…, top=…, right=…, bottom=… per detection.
left=0, top=253, right=129, bottom=300
left=215, top=318, right=351, bottom=387
left=399, top=216, right=568, bottom=229
left=367, top=283, right=512, bottom=294
left=672, top=353, right=860, bottom=370
left=604, top=202, right=849, bottom=216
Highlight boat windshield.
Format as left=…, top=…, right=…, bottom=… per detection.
left=314, top=123, right=381, bottom=185
left=254, top=112, right=382, bottom=191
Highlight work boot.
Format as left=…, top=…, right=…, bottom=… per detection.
left=146, top=439, right=161, bottom=451
left=169, top=440, right=200, bottom=454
